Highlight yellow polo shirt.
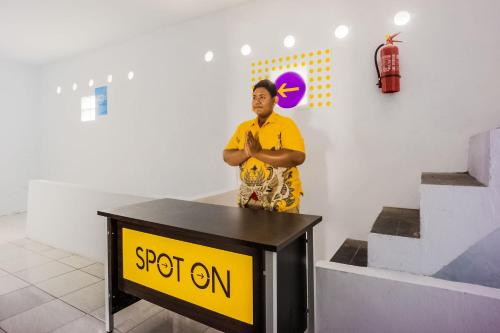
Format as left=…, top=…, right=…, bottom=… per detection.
left=225, top=112, right=305, bottom=212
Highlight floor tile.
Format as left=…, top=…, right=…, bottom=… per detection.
left=0, top=251, right=53, bottom=273
left=0, top=242, right=21, bottom=253
left=0, top=286, right=54, bottom=321
left=10, top=238, right=33, bottom=247
left=91, top=300, right=163, bottom=332
left=170, top=312, right=210, bottom=333
left=0, top=243, right=33, bottom=263
left=0, top=299, right=84, bottom=333
left=0, top=274, right=29, bottom=296
left=10, top=238, right=53, bottom=252
left=0, top=213, right=223, bottom=333
left=126, top=310, right=173, bottom=333
left=41, top=248, right=73, bottom=260
left=127, top=310, right=209, bottom=333
left=35, top=270, right=100, bottom=298
left=61, top=281, right=105, bottom=313
left=23, top=241, right=53, bottom=253
left=90, top=306, right=105, bottom=322
left=205, top=328, right=224, bottom=333
left=14, top=261, right=75, bottom=284
left=58, top=255, right=95, bottom=269
left=114, top=300, right=164, bottom=332
left=51, top=314, right=122, bottom=333
left=80, top=263, right=104, bottom=279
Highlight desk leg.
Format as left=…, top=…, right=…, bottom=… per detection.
left=264, top=251, right=277, bottom=333
left=105, top=219, right=114, bottom=332
left=306, top=228, right=315, bottom=333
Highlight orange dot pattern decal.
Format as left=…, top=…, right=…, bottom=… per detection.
left=251, top=48, right=333, bottom=109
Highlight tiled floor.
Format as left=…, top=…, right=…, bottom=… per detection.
left=0, top=213, right=223, bottom=333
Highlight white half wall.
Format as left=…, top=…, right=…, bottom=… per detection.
left=26, top=180, right=153, bottom=262
left=316, top=261, right=500, bottom=333
left=25, top=180, right=238, bottom=262
left=0, top=56, right=40, bottom=216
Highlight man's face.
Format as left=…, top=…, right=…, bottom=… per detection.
left=252, top=87, right=277, bottom=118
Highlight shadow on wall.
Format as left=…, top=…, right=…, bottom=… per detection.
left=434, top=227, right=500, bottom=289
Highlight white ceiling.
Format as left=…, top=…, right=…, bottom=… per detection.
left=0, top=0, right=250, bottom=65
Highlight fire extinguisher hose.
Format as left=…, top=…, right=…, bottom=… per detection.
left=374, top=43, right=385, bottom=88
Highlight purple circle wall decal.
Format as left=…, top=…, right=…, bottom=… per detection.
left=275, top=71, right=306, bottom=109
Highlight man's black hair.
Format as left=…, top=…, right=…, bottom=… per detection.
left=253, top=79, right=277, bottom=98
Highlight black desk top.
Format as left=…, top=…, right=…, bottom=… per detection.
left=98, top=198, right=321, bottom=252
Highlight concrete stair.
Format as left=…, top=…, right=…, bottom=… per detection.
left=371, top=207, right=420, bottom=239
left=421, top=172, right=485, bottom=186
left=330, top=239, right=367, bottom=267
left=331, top=128, right=500, bottom=279
left=368, top=128, right=500, bottom=275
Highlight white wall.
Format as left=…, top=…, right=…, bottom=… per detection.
left=317, top=261, right=500, bottom=333
left=39, top=15, right=235, bottom=200
left=0, top=56, right=40, bottom=216
left=39, top=0, right=500, bottom=260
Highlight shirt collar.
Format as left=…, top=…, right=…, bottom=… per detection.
left=251, top=111, right=279, bottom=128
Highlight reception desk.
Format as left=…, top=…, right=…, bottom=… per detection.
left=98, top=198, right=321, bottom=333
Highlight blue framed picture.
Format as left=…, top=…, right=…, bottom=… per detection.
left=95, top=86, right=108, bottom=116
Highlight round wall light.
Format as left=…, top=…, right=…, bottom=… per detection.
left=72, top=83, right=78, bottom=91
left=241, top=44, right=252, bottom=56
left=334, top=25, right=349, bottom=39
left=88, top=79, right=94, bottom=87
left=394, top=11, right=411, bottom=26
left=128, top=71, right=134, bottom=80
left=204, top=51, right=214, bottom=62
left=283, top=35, right=296, bottom=48
left=56, top=86, right=61, bottom=94
left=107, top=74, right=113, bottom=83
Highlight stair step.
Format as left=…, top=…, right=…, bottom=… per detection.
left=371, top=207, right=420, bottom=238
left=330, top=239, right=367, bottom=267
left=421, top=172, right=485, bottom=187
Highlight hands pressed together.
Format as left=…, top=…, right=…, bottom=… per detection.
left=244, top=131, right=261, bottom=157
left=223, top=130, right=305, bottom=168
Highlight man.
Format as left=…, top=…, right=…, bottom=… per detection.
left=223, top=79, right=306, bottom=213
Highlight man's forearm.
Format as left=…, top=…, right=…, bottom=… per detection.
left=253, top=149, right=305, bottom=168
left=223, top=149, right=249, bottom=166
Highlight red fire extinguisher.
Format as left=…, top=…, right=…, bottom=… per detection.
left=375, top=33, right=402, bottom=93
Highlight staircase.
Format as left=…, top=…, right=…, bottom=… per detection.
left=331, top=128, right=500, bottom=282
left=330, top=239, right=367, bottom=267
